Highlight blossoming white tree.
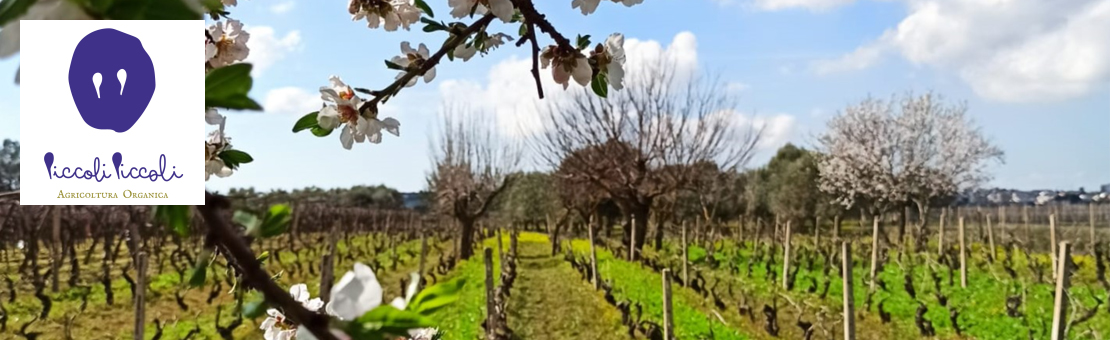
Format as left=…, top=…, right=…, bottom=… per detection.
left=816, top=92, right=1005, bottom=240
left=0, top=0, right=644, bottom=338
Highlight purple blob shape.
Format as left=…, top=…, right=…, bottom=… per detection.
left=68, top=29, right=156, bottom=133
left=111, top=152, right=122, bottom=174
left=44, top=152, right=54, bottom=178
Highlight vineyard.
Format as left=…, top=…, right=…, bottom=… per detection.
left=1, top=198, right=1109, bottom=340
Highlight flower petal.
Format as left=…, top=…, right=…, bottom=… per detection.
left=488, top=0, right=514, bottom=22
left=381, top=117, right=401, bottom=136
left=340, top=125, right=354, bottom=150
left=424, top=67, right=436, bottom=83
left=572, top=56, right=592, bottom=86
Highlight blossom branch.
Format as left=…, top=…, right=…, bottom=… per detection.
left=512, top=0, right=573, bottom=49
left=357, top=13, right=497, bottom=116
left=515, top=23, right=545, bottom=99
left=196, top=192, right=339, bottom=340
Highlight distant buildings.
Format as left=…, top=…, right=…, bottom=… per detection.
left=402, top=192, right=429, bottom=211
left=1102, top=183, right=1110, bottom=193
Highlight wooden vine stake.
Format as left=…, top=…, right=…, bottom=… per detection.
left=1050, top=214, right=1058, bottom=280
left=986, top=213, right=996, bottom=262
left=1090, top=203, right=1096, bottom=252
left=959, top=216, right=967, bottom=288
left=661, top=268, right=675, bottom=340
left=682, top=221, right=689, bottom=285
left=1050, top=241, right=1071, bottom=340
left=938, top=207, right=946, bottom=256
left=842, top=241, right=856, bottom=340
left=869, top=217, right=879, bottom=292
left=629, top=215, right=637, bottom=261
left=484, top=247, right=497, bottom=340
left=133, top=252, right=148, bottom=340
left=783, top=220, right=792, bottom=290
left=588, top=215, right=599, bottom=290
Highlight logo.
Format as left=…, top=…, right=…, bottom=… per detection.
left=68, top=29, right=157, bottom=133
left=20, top=21, right=205, bottom=205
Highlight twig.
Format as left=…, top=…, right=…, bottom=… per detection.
left=512, top=0, right=572, bottom=48
left=358, top=13, right=497, bottom=115
left=197, top=192, right=338, bottom=340
left=525, top=23, right=544, bottom=99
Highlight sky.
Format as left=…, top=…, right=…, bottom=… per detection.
left=0, top=0, right=1107, bottom=193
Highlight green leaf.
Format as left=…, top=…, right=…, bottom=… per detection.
left=0, top=0, right=36, bottom=27
left=187, top=259, right=208, bottom=287
left=242, top=297, right=267, bottom=319
left=413, top=0, right=433, bottom=18
left=518, top=23, right=528, bottom=37
left=256, top=251, right=271, bottom=263
left=293, top=112, right=320, bottom=133
left=205, top=64, right=263, bottom=110
left=591, top=72, right=608, bottom=98
left=311, top=126, right=333, bottom=137
left=384, top=59, right=405, bottom=70
left=576, top=34, right=592, bottom=50
left=101, top=0, right=201, bottom=20
left=154, top=205, right=191, bottom=237
left=348, top=306, right=435, bottom=338
left=408, top=278, right=466, bottom=315
left=259, top=204, right=292, bottom=238
left=233, top=210, right=261, bottom=235
left=218, top=150, right=253, bottom=170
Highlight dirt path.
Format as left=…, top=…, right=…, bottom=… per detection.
left=505, top=238, right=627, bottom=340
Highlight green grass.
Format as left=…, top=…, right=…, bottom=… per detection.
left=570, top=239, right=751, bottom=340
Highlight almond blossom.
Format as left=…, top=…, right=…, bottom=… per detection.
left=206, top=108, right=226, bottom=126
left=204, top=126, right=233, bottom=181
left=591, top=33, right=626, bottom=90
left=448, top=0, right=514, bottom=23
left=572, top=0, right=645, bottom=15
left=349, top=0, right=423, bottom=31
left=541, top=46, right=591, bottom=89
left=318, top=76, right=372, bottom=150
left=206, top=19, right=251, bottom=68
left=391, top=42, right=436, bottom=87
left=260, top=284, right=325, bottom=340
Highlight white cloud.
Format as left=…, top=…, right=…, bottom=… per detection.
left=813, top=0, right=1110, bottom=102
left=270, top=1, right=294, bottom=14
left=741, top=113, right=796, bottom=150
left=437, top=31, right=707, bottom=139
left=244, top=26, right=302, bottom=76
left=753, top=0, right=856, bottom=11
left=710, top=0, right=856, bottom=11
left=263, top=87, right=320, bottom=115
left=726, top=81, right=751, bottom=93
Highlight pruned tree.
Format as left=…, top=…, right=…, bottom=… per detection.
left=533, top=56, right=764, bottom=255
left=429, top=104, right=521, bottom=260
left=816, top=92, right=1004, bottom=240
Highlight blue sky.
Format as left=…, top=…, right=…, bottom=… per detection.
left=0, top=0, right=1107, bottom=193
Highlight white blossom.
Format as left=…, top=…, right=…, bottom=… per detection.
left=364, top=117, right=401, bottom=144
left=260, top=284, right=324, bottom=340
left=593, top=33, right=625, bottom=90
left=222, top=0, right=238, bottom=6
left=318, top=76, right=373, bottom=150
left=407, top=328, right=441, bottom=340
left=541, top=46, right=591, bottom=90
left=325, top=262, right=383, bottom=320
left=204, top=126, right=233, bottom=181
left=0, top=0, right=93, bottom=59
left=391, top=42, right=436, bottom=87
left=449, top=0, right=514, bottom=22
left=205, top=108, right=225, bottom=126
left=206, top=19, right=251, bottom=68
left=571, top=0, right=601, bottom=15
left=350, top=0, right=422, bottom=31
left=453, top=43, right=478, bottom=62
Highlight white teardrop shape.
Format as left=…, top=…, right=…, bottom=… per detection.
left=92, top=72, right=102, bottom=99
left=117, top=69, right=127, bottom=95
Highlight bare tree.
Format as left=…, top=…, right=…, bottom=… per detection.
left=533, top=57, right=764, bottom=254
left=816, top=92, right=1004, bottom=240
left=428, top=103, right=521, bottom=260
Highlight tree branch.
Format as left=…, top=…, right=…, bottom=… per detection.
left=197, top=192, right=338, bottom=340
left=358, top=14, right=497, bottom=116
